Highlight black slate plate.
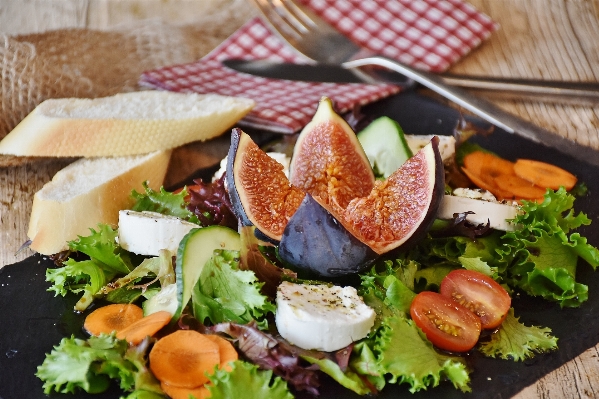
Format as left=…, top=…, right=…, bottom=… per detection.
left=1, top=92, right=598, bottom=399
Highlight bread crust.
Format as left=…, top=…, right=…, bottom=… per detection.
left=0, top=92, right=254, bottom=157
left=27, top=150, right=172, bottom=255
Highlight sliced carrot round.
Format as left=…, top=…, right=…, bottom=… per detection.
left=115, top=310, right=172, bottom=345
left=461, top=167, right=514, bottom=200
left=205, top=334, right=238, bottom=372
left=493, top=173, right=547, bottom=199
left=83, top=303, right=144, bottom=336
left=462, top=151, right=514, bottom=176
left=513, top=159, right=577, bottom=190
left=160, top=381, right=211, bottom=399
left=150, top=330, right=220, bottom=388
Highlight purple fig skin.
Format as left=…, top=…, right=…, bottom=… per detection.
left=279, top=194, right=378, bottom=278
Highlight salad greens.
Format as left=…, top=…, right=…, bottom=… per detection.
left=38, top=145, right=599, bottom=398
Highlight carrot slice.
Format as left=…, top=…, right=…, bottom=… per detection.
left=205, top=334, right=238, bottom=372
left=150, top=330, right=220, bottom=388
left=160, top=382, right=211, bottom=399
left=115, top=310, right=172, bottom=345
left=462, top=151, right=514, bottom=176
left=83, top=303, right=144, bottom=336
left=461, top=167, right=514, bottom=200
left=513, top=159, right=577, bottom=190
left=494, top=173, right=547, bottom=199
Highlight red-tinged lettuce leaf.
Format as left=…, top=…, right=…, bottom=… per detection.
left=478, top=308, right=558, bottom=361
left=239, top=226, right=286, bottom=299
left=206, top=360, right=294, bottom=399
left=209, top=322, right=321, bottom=395
left=187, top=175, right=238, bottom=229
left=374, top=316, right=471, bottom=393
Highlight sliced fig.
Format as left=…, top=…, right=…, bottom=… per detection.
left=279, top=194, right=378, bottom=277
left=342, top=136, right=445, bottom=254
left=290, top=97, right=375, bottom=214
left=226, top=128, right=305, bottom=242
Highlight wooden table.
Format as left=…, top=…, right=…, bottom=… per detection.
left=1, top=1, right=599, bottom=398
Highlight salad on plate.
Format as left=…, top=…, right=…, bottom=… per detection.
left=35, top=97, right=599, bottom=399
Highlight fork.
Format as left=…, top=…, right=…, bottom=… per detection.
left=249, top=0, right=599, bottom=164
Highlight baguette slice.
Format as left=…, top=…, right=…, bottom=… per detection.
left=0, top=91, right=255, bottom=157
left=27, top=150, right=172, bottom=255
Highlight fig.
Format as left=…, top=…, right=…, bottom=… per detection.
left=278, top=194, right=378, bottom=277
left=226, top=128, right=305, bottom=242
left=290, top=97, right=375, bottom=214
left=226, top=98, right=444, bottom=277
left=341, top=135, right=445, bottom=254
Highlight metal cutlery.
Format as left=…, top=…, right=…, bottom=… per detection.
left=248, top=0, right=599, bottom=164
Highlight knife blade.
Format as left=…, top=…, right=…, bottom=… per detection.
left=222, top=59, right=599, bottom=106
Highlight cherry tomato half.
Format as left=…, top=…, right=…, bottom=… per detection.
left=410, top=291, right=481, bottom=352
left=440, top=269, right=511, bottom=330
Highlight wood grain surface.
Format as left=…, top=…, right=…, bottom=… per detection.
left=1, top=1, right=599, bottom=398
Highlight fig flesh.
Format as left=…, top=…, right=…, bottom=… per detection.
left=226, top=128, right=305, bottom=242
left=290, top=97, right=375, bottom=214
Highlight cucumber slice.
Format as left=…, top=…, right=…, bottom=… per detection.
left=172, top=225, right=241, bottom=321
left=357, top=116, right=413, bottom=178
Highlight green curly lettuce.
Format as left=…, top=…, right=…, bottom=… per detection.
left=46, top=224, right=136, bottom=310
left=374, top=316, right=471, bottom=393
left=131, top=181, right=199, bottom=224
left=501, top=188, right=599, bottom=307
left=192, top=249, right=276, bottom=327
left=358, top=262, right=471, bottom=393
left=205, top=361, right=293, bottom=399
left=479, top=308, right=558, bottom=361
left=36, top=333, right=161, bottom=396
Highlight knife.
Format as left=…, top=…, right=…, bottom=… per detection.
left=224, top=58, right=599, bottom=166
left=222, top=59, right=599, bottom=106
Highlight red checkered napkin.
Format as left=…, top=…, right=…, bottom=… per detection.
left=140, top=0, right=497, bottom=134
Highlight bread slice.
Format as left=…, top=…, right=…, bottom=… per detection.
left=0, top=91, right=255, bottom=157
left=27, top=150, right=172, bottom=255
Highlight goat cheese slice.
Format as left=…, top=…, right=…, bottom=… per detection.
left=118, top=210, right=197, bottom=256
left=405, top=134, right=456, bottom=163
left=437, top=194, right=521, bottom=231
left=275, top=281, right=375, bottom=352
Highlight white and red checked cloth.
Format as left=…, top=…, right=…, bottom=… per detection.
left=140, top=0, right=498, bottom=134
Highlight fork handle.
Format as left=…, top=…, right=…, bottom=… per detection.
left=343, top=56, right=599, bottom=165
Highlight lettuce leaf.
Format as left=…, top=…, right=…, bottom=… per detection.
left=301, top=355, right=372, bottom=395
left=374, top=316, right=471, bottom=393
left=36, top=334, right=161, bottom=395
left=501, top=188, right=599, bottom=307
left=191, top=249, right=275, bottom=326
left=478, top=308, right=558, bottom=361
left=47, top=224, right=137, bottom=310
left=68, top=224, right=134, bottom=274
left=210, top=322, right=320, bottom=395
left=206, top=361, right=294, bottom=399
left=131, top=181, right=199, bottom=224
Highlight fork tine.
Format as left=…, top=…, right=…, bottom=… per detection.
left=279, top=0, right=317, bottom=29
left=250, top=0, right=304, bottom=42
